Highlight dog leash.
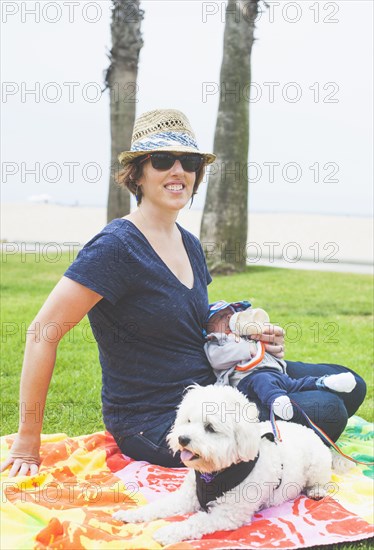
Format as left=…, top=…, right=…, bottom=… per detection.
left=270, top=400, right=374, bottom=466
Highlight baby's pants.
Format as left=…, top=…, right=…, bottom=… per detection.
left=237, top=368, right=319, bottom=406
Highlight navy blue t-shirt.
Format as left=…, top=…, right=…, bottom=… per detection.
left=64, top=219, right=216, bottom=436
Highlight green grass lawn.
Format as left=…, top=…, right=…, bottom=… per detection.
left=1, top=252, right=372, bottom=435
left=1, top=252, right=373, bottom=550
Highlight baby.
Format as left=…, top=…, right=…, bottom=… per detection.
left=204, top=300, right=356, bottom=420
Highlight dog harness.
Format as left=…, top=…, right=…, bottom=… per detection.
left=195, top=432, right=278, bottom=511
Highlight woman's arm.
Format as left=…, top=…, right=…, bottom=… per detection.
left=0, top=276, right=103, bottom=477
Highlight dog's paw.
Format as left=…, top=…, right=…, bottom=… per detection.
left=331, top=452, right=354, bottom=474
left=113, top=508, right=145, bottom=524
left=153, top=524, right=185, bottom=546
left=306, top=485, right=327, bottom=500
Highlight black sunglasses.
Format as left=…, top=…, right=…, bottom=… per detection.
left=139, top=152, right=204, bottom=172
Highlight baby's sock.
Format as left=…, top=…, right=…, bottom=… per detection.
left=317, top=372, right=356, bottom=393
left=272, top=395, right=294, bottom=420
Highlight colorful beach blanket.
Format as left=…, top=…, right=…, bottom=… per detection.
left=1, top=416, right=373, bottom=549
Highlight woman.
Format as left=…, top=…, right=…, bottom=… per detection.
left=1, top=109, right=366, bottom=476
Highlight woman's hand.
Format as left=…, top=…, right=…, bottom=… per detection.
left=0, top=433, right=41, bottom=477
left=253, top=324, right=285, bottom=359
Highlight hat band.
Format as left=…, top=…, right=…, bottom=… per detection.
left=131, top=131, right=199, bottom=152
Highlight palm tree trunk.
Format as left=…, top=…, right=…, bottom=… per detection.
left=201, top=0, right=259, bottom=273
left=106, top=0, right=144, bottom=222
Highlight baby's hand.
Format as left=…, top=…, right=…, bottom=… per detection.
left=248, top=340, right=260, bottom=357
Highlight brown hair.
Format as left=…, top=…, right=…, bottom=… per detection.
left=115, top=157, right=207, bottom=206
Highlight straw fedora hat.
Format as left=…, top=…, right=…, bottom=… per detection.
left=118, top=109, right=216, bottom=167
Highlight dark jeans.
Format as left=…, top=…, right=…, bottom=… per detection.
left=111, top=361, right=366, bottom=468
left=112, top=417, right=183, bottom=468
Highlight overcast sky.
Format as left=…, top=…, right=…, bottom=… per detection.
left=1, top=0, right=373, bottom=215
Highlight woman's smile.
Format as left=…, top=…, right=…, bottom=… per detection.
left=164, top=181, right=186, bottom=193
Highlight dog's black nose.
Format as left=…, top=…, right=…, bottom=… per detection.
left=178, top=435, right=191, bottom=447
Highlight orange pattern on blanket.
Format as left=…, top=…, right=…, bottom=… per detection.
left=304, top=498, right=373, bottom=536
left=34, top=516, right=130, bottom=550
left=1, top=421, right=373, bottom=550
left=202, top=517, right=302, bottom=547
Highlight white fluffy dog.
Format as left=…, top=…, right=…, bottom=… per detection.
left=113, top=385, right=334, bottom=546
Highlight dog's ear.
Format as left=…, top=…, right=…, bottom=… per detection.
left=235, top=401, right=261, bottom=461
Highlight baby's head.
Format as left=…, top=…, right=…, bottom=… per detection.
left=206, top=306, right=235, bottom=335
left=205, top=300, right=265, bottom=337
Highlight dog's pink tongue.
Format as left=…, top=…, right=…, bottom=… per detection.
left=180, top=449, right=195, bottom=462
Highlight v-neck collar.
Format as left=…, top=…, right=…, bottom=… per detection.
left=119, top=219, right=195, bottom=291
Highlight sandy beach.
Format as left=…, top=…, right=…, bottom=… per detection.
left=1, top=203, right=372, bottom=274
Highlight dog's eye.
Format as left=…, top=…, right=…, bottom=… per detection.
left=205, top=423, right=216, bottom=433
